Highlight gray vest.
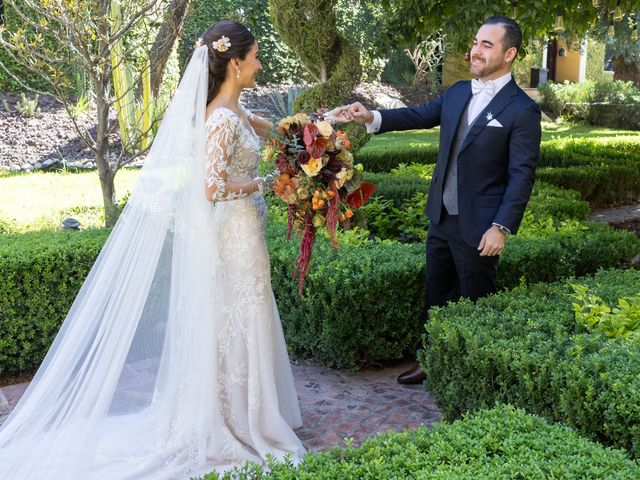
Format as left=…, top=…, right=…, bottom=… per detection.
left=442, top=103, right=474, bottom=215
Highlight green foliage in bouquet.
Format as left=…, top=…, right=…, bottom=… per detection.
left=269, top=0, right=369, bottom=153
left=199, top=405, right=640, bottom=479
left=421, top=268, right=640, bottom=457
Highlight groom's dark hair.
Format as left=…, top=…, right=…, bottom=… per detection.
left=483, top=16, right=522, bottom=57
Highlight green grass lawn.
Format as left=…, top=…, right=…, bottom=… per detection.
left=360, top=121, right=640, bottom=153
left=0, top=169, right=139, bottom=232
left=1, top=122, right=638, bottom=233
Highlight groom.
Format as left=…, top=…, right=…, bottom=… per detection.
left=345, top=16, right=541, bottom=384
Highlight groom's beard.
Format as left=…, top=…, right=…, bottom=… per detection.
left=469, top=55, right=502, bottom=79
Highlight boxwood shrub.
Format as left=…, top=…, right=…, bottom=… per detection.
left=0, top=229, right=111, bottom=375
left=421, top=268, right=640, bottom=456
left=2, top=216, right=638, bottom=373
left=355, top=131, right=439, bottom=172
left=357, top=132, right=640, bottom=205
left=201, top=404, right=640, bottom=479
left=0, top=225, right=426, bottom=373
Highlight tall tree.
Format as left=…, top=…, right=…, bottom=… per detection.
left=0, top=0, right=175, bottom=226
left=149, top=0, right=191, bottom=95
left=269, top=0, right=368, bottom=151
left=381, top=1, right=640, bottom=54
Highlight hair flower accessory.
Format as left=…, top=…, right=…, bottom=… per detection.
left=212, top=35, right=231, bottom=52
left=194, top=38, right=203, bottom=49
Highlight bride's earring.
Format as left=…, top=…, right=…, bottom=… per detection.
left=236, top=68, right=241, bottom=79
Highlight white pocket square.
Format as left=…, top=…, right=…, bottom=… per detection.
left=487, top=119, right=503, bottom=127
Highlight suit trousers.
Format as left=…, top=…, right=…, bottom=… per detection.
left=425, top=210, right=499, bottom=312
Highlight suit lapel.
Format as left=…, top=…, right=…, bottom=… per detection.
left=460, top=78, right=517, bottom=154
left=441, top=83, right=472, bottom=165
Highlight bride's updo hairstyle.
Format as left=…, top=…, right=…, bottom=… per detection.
left=196, top=21, right=256, bottom=104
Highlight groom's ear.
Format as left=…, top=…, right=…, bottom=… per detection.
left=504, top=46, right=518, bottom=64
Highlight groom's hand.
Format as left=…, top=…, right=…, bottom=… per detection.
left=347, top=102, right=374, bottom=124
left=477, top=226, right=506, bottom=256
left=321, top=106, right=352, bottom=124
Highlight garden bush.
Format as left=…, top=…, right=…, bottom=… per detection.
left=179, top=0, right=304, bottom=84
left=200, top=404, right=640, bottom=479
left=355, top=132, right=439, bottom=172
left=538, top=80, right=640, bottom=129
left=0, top=228, right=111, bottom=375
left=2, top=215, right=637, bottom=372
left=538, top=137, right=640, bottom=167
left=420, top=268, right=640, bottom=456
left=267, top=225, right=426, bottom=368
left=364, top=169, right=432, bottom=206
left=0, top=224, right=426, bottom=373
left=358, top=131, right=640, bottom=205
left=536, top=163, right=640, bottom=206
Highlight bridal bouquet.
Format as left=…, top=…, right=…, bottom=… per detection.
left=265, top=113, right=375, bottom=293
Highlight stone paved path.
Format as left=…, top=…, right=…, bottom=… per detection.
left=0, top=360, right=441, bottom=452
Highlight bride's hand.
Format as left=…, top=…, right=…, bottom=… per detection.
left=254, top=169, right=280, bottom=194
left=319, top=106, right=353, bottom=124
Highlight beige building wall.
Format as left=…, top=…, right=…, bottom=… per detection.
left=554, top=39, right=581, bottom=83
left=442, top=54, right=472, bottom=87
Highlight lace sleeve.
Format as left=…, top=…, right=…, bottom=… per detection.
left=205, top=109, right=259, bottom=203
left=239, top=103, right=255, bottom=122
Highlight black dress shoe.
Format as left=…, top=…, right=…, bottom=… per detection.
left=397, top=362, right=427, bottom=385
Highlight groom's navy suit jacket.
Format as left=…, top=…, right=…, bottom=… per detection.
left=378, top=78, right=541, bottom=247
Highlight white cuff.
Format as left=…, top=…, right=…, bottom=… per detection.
left=365, top=110, right=382, bottom=134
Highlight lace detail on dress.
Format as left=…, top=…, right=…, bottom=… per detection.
left=205, top=108, right=261, bottom=203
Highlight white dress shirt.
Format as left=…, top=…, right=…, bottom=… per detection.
left=365, top=71, right=513, bottom=133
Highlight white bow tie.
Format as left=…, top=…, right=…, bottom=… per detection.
left=471, top=79, right=495, bottom=96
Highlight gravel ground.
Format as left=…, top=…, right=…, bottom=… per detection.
left=0, top=93, right=124, bottom=171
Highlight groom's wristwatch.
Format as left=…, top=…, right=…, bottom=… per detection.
left=492, top=223, right=511, bottom=236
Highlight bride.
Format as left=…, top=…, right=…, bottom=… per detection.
left=0, top=20, right=308, bottom=479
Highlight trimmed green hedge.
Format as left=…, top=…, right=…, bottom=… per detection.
left=364, top=171, right=431, bottom=206
left=538, top=137, right=640, bottom=167
left=0, top=229, right=111, bottom=375
left=526, top=182, right=590, bottom=221
left=201, top=404, right=640, bottom=479
left=421, top=268, right=640, bottom=457
left=267, top=226, right=426, bottom=368
left=0, top=225, right=426, bottom=373
left=355, top=131, right=438, bottom=172
left=357, top=132, right=640, bottom=205
left=2, top=218, right=637, bottom=373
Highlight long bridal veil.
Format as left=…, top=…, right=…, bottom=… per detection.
left=0, top=46, right=252, bottom=479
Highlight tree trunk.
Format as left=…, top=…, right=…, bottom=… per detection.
left=612, top=56, right=640, bottom=87
left=94, top=79, right=119, bottom=227
left=94, top=4, right=119, bottom=227
left=320, top=62, right=327, bottom=83
left=149, top=0, right=191, bottom=96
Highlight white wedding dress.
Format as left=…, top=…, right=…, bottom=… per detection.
left=0, top=46, right=305, bottom=479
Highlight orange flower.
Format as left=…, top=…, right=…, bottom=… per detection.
left=336, top=130, right=351, bottom=150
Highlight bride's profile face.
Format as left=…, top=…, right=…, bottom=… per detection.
left=237, top=42, right=262, bottom=88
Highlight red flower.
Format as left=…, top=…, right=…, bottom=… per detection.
left=303, top=124, right=327, bottom=158
left=346, top=182, right=376, bottom=209
left=297, top=150, right=311, bottom=165
left=276, top=152, right=299, bottom=176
